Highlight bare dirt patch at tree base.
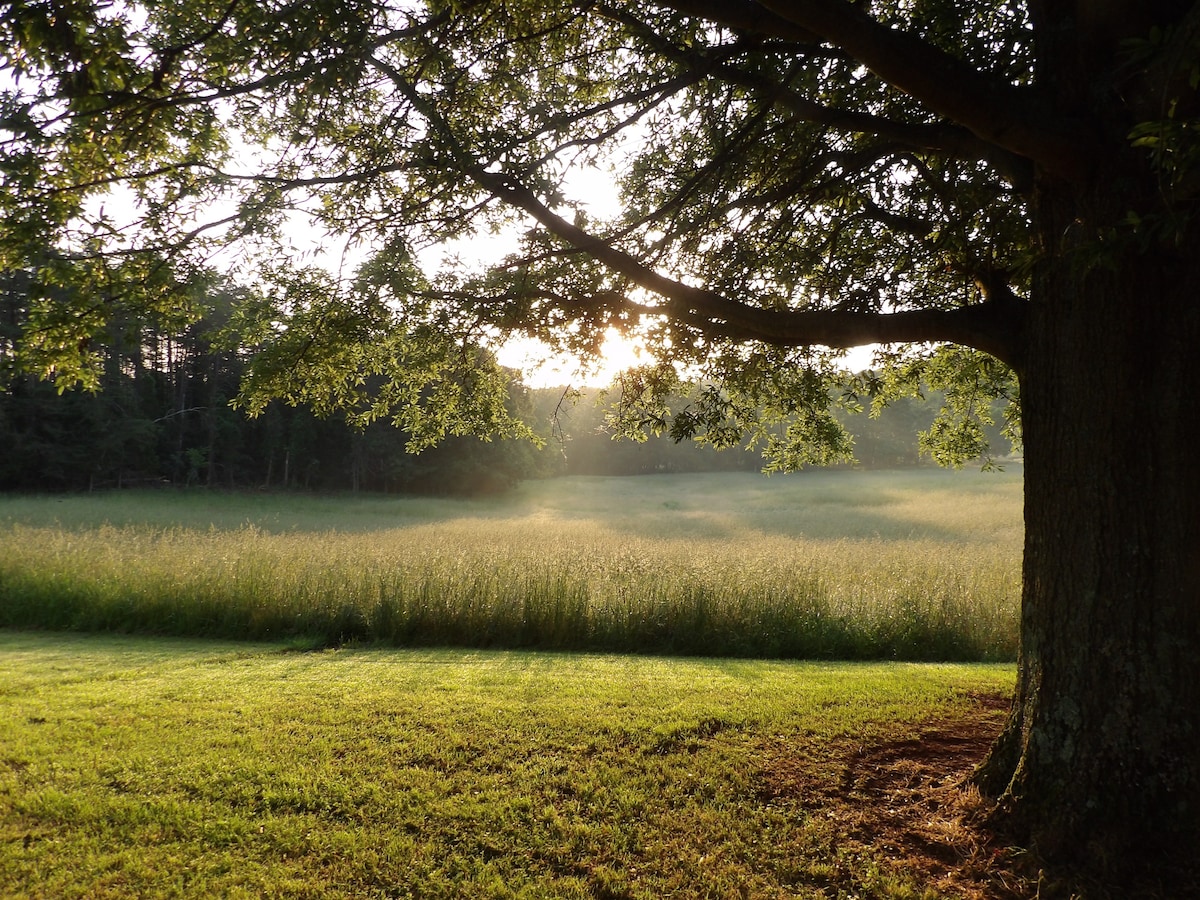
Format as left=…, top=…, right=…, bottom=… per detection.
left=758, top=692, right=1034, bottom=899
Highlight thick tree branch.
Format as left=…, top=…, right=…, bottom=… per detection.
left=657, top=0, right=1094, bottom=178
left=370, top=44, right=1027, bottom=368
left=602, top=4, right=1033, bottom=190
left=480, top=171, right=1024, bottom=368
left=649, top=0, right=820, bottom=42
left=711, top=63, right=1036, bottom=193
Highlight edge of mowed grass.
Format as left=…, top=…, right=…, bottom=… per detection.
left=0, top=470, right=1023, bottom=662
left=0, top=631, right=1018, bottom=899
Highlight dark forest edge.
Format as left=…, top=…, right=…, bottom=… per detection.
left=2, top=371, right=1010, bottom=494
left=1, top=285, right=1010, bottom=494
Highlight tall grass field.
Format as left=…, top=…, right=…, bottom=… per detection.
left=0, top=470, right=1022, bottom=661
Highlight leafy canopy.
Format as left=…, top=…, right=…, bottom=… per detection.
left=0, top=0, right=1039, bottom=463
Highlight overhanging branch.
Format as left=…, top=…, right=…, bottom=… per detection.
left=602, top=4, right=1033, bottom=190
left=649, top=0, right=820, bottom=42
left=369, top=43, right=1027, bottom=370
left=479, top=171, right=1025, bottom=368
left=658, top=0, right=1094, bottom=179
left=710, top=63, right=1035, bottom=193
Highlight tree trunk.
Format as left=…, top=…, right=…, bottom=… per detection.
left=978, top=163, right=1200, bottom=875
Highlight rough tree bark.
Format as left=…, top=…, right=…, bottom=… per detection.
left=977, top=85, right=1200, bottom=880
left=980, top=203, right=1200, bottom=875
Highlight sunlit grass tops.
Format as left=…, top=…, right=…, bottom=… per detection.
left=0, top=470, right=1022, bottom=660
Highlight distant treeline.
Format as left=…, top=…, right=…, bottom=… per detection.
left=0, top=332, right=545, bottom=496
left=1, top=373, right=996, bottom=495
left=536, top=386, right=993, bottom=477
left=1, top=272, right=1003, bottom=494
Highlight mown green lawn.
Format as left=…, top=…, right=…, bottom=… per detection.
left=0, top=632, right=1015, bottom=899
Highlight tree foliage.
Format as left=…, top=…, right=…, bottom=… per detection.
left=0, top=264, right=544, bottom=493
left=0, top=0, right=1046, bottom=466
